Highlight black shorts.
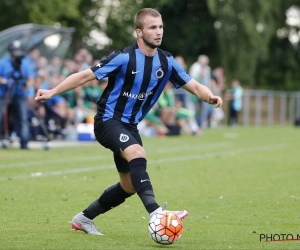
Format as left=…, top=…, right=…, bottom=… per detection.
left=94, top=118, right=143, bottom=152
left=94, top=119, right=143, bottom=172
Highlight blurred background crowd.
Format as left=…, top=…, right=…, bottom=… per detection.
left=0, top=40, right=243, bottom=149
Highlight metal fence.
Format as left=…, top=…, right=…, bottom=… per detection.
left=173, top=88, right=300, bottom=126
left=241, top=90, right=300, bottom=126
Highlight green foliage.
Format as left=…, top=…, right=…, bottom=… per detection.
left=103, top=0, right=138, bottom=51
left=155, top=0, right=219, bottom=67
left=0, top=0, right=82, bottom=29
left=256, top=37, right=300, bottom=90
left=29, top=0, right=81, bottom=25
left=0, top=0, right=31, bottom=29
left=255, top=0, right=300, bottom=90
left=103, top=0, right=218, bottom=67
left=98, top=0, right=300, bottom=89
left=1, top=0, right=300, bottom=89
left=207, top=0, right=280, bottom=87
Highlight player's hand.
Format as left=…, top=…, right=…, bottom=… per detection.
left=208, top=95, right=223, bottom=108
left=35, top=89, right=53, bottom=102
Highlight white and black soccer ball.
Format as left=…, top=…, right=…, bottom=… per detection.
left=148, top=211, right=183, bottom=245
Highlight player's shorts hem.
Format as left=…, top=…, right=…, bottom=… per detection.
left=94, top=119, right=142, bottom=153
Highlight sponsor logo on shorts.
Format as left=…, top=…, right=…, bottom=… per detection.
left=119, top=133, right=129, bottom=142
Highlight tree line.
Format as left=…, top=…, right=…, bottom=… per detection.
left=1, top=0, right=299, bottom=90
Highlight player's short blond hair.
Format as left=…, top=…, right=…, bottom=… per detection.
left=134, top=8, right=161, bottom=29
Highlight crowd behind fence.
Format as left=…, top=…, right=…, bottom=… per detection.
left=1, top=45, right=300, bottom=149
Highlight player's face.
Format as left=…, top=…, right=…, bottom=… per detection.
left=139, top=16, right=163, bottom=49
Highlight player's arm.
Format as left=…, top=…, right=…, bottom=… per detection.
left=182, top=78, right=223, bottom=108
left=35, top=69, right=96, bottom=102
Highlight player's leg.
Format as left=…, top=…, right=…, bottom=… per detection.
left=14, top=96, right=30, bottom=149
left=0, top=98, right=6, bottom=148
left=234, top=110, right=239, bottom=126
left=72, top=175, right=134, bottom=236
left=71, top=119, right=186, bottom=235
left=71, top=119, right=140, bottom=235
left=71, top=169, right=134, bottom=235
left=119, top=143, right=161, bottom=216
left=120, top=140, right=188, bottom=219
left=79, top=121, right=160, bottom=217
left=81, top=160, right=135, bottom=221
left=228, top=105, right=234, bottom=126
left=110, top=122, right=187, bottom=219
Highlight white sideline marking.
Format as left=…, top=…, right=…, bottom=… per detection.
left=0, top=141, right=229, bottom=169
left=152, top=144, right=289, bottom=164
left=0, top=144, right=289, bottom=181
left=0, top=155, right=110, bottom=169
left=157, top=142, right=230, bottom=154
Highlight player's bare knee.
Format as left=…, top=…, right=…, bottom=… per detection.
left=133, top=147, right=146, bottom=159
left=121, top=144, right=146, bottom=161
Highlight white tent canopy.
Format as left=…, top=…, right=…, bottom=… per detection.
left=0, top=24, right=75, bottom=59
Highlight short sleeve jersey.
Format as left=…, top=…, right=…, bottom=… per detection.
left=91, top=43, right=191, bottom=124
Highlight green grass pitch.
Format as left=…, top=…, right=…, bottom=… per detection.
left=0, top=126, right=299, bottom=250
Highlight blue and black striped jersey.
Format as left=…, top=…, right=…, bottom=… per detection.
left=91, top=43, right=192, bottom=124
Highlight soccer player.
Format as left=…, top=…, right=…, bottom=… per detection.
left=35, top=8, right=223, bottom=235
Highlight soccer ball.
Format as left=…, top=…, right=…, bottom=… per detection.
left=148, top=211, right=183, bottom=245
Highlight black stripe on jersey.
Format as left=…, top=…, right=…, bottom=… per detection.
left=129, top=56, right=153, bottom=123
left=113, top=48, right=137, bottom=120
left=91, top=50, right=120, bottom=74
left=96, top=65, right=122, bottom=122
left=171, top=67, right=187, bottom=87
left=139, top=49, right=169, bottom=120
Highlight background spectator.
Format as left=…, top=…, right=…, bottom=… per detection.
left=189, top=55, right=213, bottom=128
left=0, top=40, right=35, bottom=149
left=226, top=79, right=243, bottom=127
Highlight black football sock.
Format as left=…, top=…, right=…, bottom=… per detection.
left=129, top=158, right=160, bottom=213
left=82, top=183, right=132, bottom=220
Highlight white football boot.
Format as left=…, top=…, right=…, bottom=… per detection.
left=150, top=202, right=188, bottom=220
left=71, top=212, right=103, bottom=236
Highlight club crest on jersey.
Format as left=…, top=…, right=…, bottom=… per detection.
left=119, top=133, right=129, bottom=142
left=155, top=68, right=164, bottom=79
